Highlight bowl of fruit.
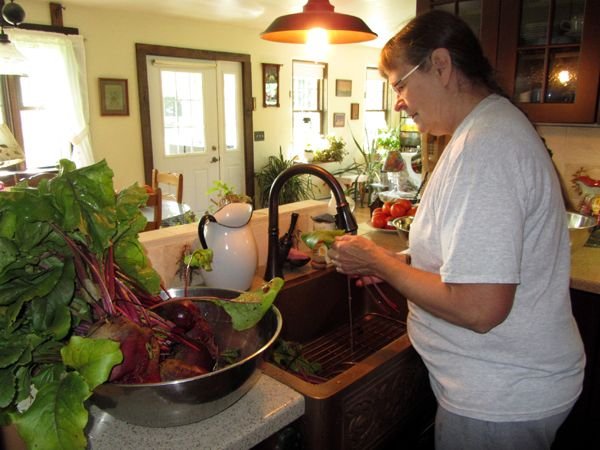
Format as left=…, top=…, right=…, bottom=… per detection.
left=369, top=199, right=417, bottom=232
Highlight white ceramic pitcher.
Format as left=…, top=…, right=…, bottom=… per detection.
left=198, top=202, right=257, bottom=291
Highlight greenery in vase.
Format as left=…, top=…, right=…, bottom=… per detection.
left=255, top=147, right=314, bottom=208
left=207, top=180, right=252, bottom=213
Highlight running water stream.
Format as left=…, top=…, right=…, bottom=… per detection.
left=347, top=276, right=354, bottom=355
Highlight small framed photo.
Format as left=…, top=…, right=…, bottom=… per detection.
left=333, top=112, right=345, bottom=127
left=262, top=63, right=281, bottom=107
left=99, top=78, right=129, bottom=116
left=350, top=103, right=359, bottom=120
left=335, top=79, right=352, bottom=97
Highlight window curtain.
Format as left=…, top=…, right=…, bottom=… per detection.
left=8, top=29, right=94, bottom=167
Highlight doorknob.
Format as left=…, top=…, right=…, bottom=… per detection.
left=210, top=156, right=220, bottom=163
left=211, top=145, right=217, bottom=151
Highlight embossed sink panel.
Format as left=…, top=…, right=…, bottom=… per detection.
left=261, top=268, right=435, bottom=450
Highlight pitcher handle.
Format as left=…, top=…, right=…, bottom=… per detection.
left=198, top=214, right=216, bottom=249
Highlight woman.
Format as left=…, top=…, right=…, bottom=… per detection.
left=328, top=10, right=585, bottom=450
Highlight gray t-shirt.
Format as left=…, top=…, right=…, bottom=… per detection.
left=409, top=94, right=585, bottom=422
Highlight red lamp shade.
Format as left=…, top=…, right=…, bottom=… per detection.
left=261, top=0, right=377, bottom=44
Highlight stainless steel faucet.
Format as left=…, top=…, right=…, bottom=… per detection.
left=264, top=163, right=358, bottom=281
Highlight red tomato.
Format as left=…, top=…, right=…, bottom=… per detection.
left=390, top=202, right=409, bottom=219
left=408, top=206, right=418, bottom=216
left=382, top=201, right=393, bottom=216
left=394, top=199, right=413, bottom=211
left=371, top=212, right=388, bottom=229
left=371, top=207, right=383, bottom=216
left=144, top=184, right=154, bottom=194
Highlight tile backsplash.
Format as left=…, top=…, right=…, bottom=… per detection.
left=537, top=125, right=600, bottom=211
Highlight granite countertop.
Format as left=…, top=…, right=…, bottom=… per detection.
left=87, top=373, right=304, bottom=450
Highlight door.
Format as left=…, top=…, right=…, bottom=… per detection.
left=147, top=56, right=245, bottom=214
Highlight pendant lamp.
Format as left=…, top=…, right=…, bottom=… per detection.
left=261, top=0, right=377, bottom=44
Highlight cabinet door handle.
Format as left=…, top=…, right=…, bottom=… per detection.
left=210, top=156, right=220, bottom=163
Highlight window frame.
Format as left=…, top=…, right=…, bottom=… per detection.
left=292, top=60, right=328, bottom=151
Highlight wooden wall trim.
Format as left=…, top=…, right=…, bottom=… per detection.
left=134, top=43, right=255, bottom=199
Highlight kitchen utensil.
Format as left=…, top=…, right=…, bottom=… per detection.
left=390, top=215, right=415, bottom=238
left=567, top=211, right=597, bottom=253
left=92, top=286, right=282, bottom=427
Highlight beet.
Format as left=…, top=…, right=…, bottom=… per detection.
left=160, top=358, right=209, bottom=381
left=89, top=316, right=161, bottom=383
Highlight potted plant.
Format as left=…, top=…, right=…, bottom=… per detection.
left=311, top=135, right=347, bottom=163
left=338, top=128, right=384, bottom=206
left=255, top=147, right=314, bottom=208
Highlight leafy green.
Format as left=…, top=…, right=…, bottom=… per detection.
left=184, top=248, right=213, bottom=271
left=213, top=277, right=284, bottom=331
left=301, top=229, right=345, bottom=249
left=0, top=159, right=161, bottom=449
left=271, top=339, right=321, bottom=376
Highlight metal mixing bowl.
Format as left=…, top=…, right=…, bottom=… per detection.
left=390, top=215, right=415, bottom=238
left=567, top=212, right=597, bottom=253
left=91, top=287, right=282, bottom=427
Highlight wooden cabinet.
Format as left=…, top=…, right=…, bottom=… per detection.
left=553, top=289, right=600, bottom=449
left=417, top=0, right=600, bottom=124
left=497, top=0, right=600, bottom=123
left=416, top=1, right=502, bottom=67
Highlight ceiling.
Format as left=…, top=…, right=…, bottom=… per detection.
left=54, top=0, right=417, bottom=48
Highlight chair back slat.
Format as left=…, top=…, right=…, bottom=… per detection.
left=144, top=187, right=162, bottom=231
left=152, top=169, right=183, bottom=203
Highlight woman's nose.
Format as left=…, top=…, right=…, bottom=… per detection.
left=394, top=95, right=406, bottom=112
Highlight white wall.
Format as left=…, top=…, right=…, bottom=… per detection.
left=19, top=0, right=388, bottom=190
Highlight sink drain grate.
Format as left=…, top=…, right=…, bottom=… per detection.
left=301, top=313, right=406, bottom=381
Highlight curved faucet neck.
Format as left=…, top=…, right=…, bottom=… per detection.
left=264, top=163, right=358, bottom=281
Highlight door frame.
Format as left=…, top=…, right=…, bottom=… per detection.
left=135, top=43, right=255, bottom=199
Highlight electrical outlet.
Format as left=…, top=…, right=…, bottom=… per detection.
left=254, top=131, right=265, bottom=141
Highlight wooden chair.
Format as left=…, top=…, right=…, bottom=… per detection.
left=144, top=187, right=162, bottom=231
left=152, top=169, right=183, bottom=203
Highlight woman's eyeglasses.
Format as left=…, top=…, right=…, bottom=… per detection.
left=391, top=61, right=424, bottom=95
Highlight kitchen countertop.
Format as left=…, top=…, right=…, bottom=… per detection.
left=570, top=246, right=600, bottom=295
left=87, top=373, right=304, bottom=450
left=358, top=221, right=600, bottom=296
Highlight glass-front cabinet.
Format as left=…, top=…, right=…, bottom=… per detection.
left=497, top=0, right=599, bottom=123
left=416, top=1, right=502, bottom=66
left=418, top=0, right=600, bottom=124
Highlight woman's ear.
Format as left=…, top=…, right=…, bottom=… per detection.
left=430, top=48, right=452, bottom=85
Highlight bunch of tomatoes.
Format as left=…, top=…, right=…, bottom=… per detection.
left=370, top=198, right=417, bottom=229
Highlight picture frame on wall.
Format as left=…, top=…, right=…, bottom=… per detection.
left=262, top=63, right=281, bottom=107
left=333, top=112, right=345, bottom=127
left=335, top=79, right=352, bottom=97
left=350, top=103, right=359, bottom=120
left=99, top=78, right=129, bottom=116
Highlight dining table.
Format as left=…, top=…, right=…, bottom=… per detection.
left=142, top=199, right=196, bottom=227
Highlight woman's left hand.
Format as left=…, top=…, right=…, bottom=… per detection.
left=328, top=235, right=391, bottom=276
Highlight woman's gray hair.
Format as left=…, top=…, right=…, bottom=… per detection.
left=379, top=10, right=505, bottom=96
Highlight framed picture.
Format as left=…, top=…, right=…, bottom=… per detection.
left=350, top=103, right=359, bottom=120
left=333, top=112, right=345, bottom=127
left=335, top=79, right=352, bottom=97
left=262, top=63, right=281, bottom=107
left=99, top=78, right=129, bottom=116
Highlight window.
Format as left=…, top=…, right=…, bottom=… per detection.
left=160, top=70, right=205, bottom=155
left=364, top=67, right=388, bottom=144
left=292, top=60, right=327, bottom=155
left=0, top=29, right=92, bottom=169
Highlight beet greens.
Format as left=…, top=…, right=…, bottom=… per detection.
left=0, top=159, right=163, bottom=449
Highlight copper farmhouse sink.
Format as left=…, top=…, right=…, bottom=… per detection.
left=261, top=268, right=435, bottom=450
